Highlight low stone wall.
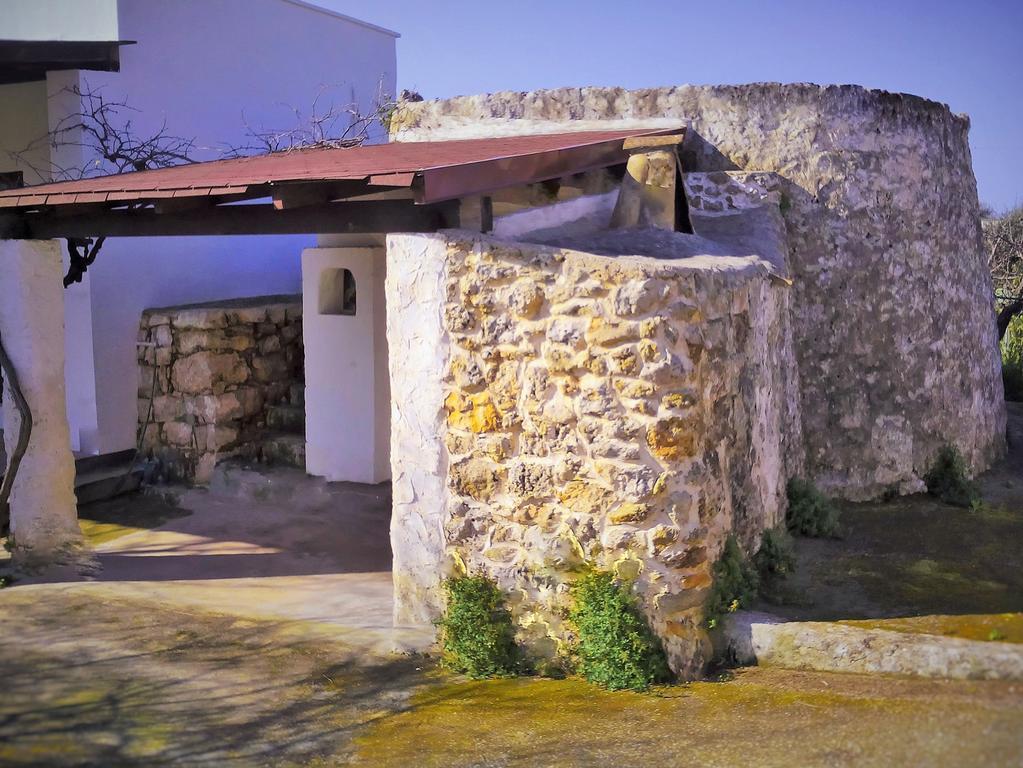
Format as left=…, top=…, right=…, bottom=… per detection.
left=138, top=295, right=303, bottom=482
left=388, top=230, right=800, bottom=677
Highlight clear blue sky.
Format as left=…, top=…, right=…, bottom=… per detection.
left=327, top=0, right=1022, bottom=212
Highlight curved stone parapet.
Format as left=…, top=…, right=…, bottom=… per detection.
left=395, top=83, right=1006, bottom=499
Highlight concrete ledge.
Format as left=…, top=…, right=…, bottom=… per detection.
left=724, top=611, right=1023, bottom=681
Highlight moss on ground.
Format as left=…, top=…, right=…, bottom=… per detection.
left=838, top=613, right=1023, bottom=644
left=350, top=669, right=1023, bottom=767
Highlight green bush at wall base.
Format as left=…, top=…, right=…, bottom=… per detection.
left=705, top=535, right=759, bottom=629
left=439, top=574, right=518, bottom=679
left=569, top=570, right=670, bottom=691
left=786, top=478, right=840, bottom=537
left=753, top=527, right=796, bottom=583
left=923, top=445, right=980, bottom=508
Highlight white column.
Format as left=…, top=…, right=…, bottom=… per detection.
left=385, top=233, right=451, bottom=626
left=302, top=246, right=391, bottom=484
left=0, top=239, right=80, bottom=563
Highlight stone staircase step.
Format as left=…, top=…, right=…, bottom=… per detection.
left=74, top=449, right=144, bottom=506
left=266, top=404, right=305, bottom=434
left=76, top=466, right=145, bottom=506
left=259, top=433, right=306, bottom=470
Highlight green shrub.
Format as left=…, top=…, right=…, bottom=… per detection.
left=569, top=570, right=670, bottom=691
left=923, top=445, right=979, bottom=508
left=438, top=574, right=518, bottom=678
left=1002, top=315, right=1023, bottom=402
left=705, top=535, right=759, bottom=629
left=753, top=527, right=796, bottom=582
left=786, top=478, right=839, bottom=537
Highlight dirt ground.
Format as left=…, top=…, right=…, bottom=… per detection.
left=1, top=414, right=1022, bottom=766
left=758, top=404, right=1023, bottom=631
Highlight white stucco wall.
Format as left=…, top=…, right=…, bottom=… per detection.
left=0, top=0, right=118, bottom=41
left=46, top=0, right=398, bottom=454
left=302, top=246, right=390, bottom=484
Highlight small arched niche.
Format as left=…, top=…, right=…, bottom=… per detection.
left=319, top=267, right=357, bottom=316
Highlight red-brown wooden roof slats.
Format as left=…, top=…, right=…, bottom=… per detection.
left=0, top=127, right=680, bottom=210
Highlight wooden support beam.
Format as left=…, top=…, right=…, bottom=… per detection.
left=9, top=199, right=460, bottom=239
left=457, top=195, right=493, bottom=233
left=272, top=180, right=366, bottom=210
left=622, top=133, right=685, bottom=151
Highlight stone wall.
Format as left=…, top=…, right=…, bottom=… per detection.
left=137, top=295, right=303, bottom=482
left=394, top=83, right=1006, bottom=499
left=387, top=230, right=800, bottom=676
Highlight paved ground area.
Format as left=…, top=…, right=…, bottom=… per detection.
left=49, top=462, right=430, bottom=654
left=0, top=587, right=1020, bottom=767
left=1, top=415, right=1023, bottom=765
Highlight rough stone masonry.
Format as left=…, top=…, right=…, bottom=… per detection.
left=385, top=83, right=1006, bottom=678
left=138, top=295, right=303, bottom=483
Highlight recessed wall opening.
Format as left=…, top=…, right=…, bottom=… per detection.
left=319, top=267, right=357, bottom=315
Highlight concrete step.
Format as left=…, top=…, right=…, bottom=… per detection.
left=266, top=404, right=305, bottom=435
left=722, top=610, right=1023, bottom=681
left=259, top=433, right=306, bottom=470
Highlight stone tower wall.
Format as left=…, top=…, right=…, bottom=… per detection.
left=395, top=83, right=1006, bottom=499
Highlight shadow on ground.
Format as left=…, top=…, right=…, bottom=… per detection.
left=0, top=591, right=429, bottom=767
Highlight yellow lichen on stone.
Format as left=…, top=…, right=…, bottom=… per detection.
left=661, top=392, right=696, bottom=410
left=445, top=390, right=500, bottom=433
left=646, top=416, right=698, bottom=462
left=609, top=502, right=651, bottom=524
left=614, top=379, right=655, bottom=400
left=613, top=556, right=643, bottom=581
left=559, top=480, right=612, bottom=513
left=587, top=317, right=641, bottom=347
left=450, top=458, right=505, bottom=501
left=638, top=338, right=659, bottom=362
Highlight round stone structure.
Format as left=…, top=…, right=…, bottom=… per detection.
left=394, top=82, right=1006, bottom=500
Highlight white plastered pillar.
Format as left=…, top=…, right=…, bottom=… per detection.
left=302, top=246, right=391, bottom=484
left=0, top=239, right=80, bottom=561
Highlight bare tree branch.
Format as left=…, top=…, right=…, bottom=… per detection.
left=220, top=80, right=404, bottom=157
left=985, top=206, right=1023, bottom=340
left=5, top=83, right=197, bottom=182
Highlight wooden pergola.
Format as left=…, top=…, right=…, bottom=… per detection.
left=0, top=128, right=677, bottom=240
left=0, top=125, right=685, bottom=566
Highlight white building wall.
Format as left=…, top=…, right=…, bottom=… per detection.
left=56, top=0, right=397, bottom=453
left=0, top=81, right=50, bottom=183
left=0, top=0, right=118, bottom=42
